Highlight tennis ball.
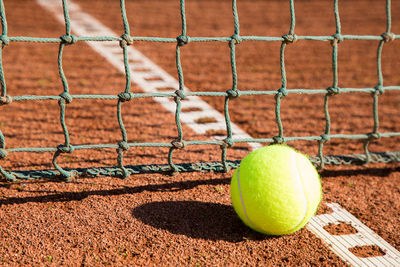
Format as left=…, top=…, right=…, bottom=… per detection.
left=230, top=144, right=322, bottom=235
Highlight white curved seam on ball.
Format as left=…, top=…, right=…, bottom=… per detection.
left=286, top=151, right=308, bottom=233
left=237, top=168, right=258, bottom=230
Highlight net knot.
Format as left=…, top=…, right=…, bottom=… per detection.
left=118, top=141, right=130, bottom=151
left=120, top=33, right=133, bottom=48
left=320, top=134, right=331, bottom=143
left=276, top=87, right=288, bottom=99
left=230, top=34, right=242, bottom=45
left=367, top=132, right=381, bottom=140
left=282, top=34, right=297, bottom=44
left=171, top=140, right=185, bottom=149
left=118, top=92, right=133, bottom=102
left=273, top=136, right=285, bottom=144
left=177, top=35, right=190, bottom=46
left=331, top=33, right=343, bottom=46
left=226, top=89, right=240, bottom=99
left=221, top=137, right=234, bottom=148
left=0, top=95, right=12, bottom=105
left=373, top=85, right=384, bottom=96
left=60, top=34, right=77, bottom=45
left=0, top=149, right=7, bottom=159
left=174, top=90, right=186, bottom=101
left=59, top=92, right=72, bottom=104
left=381, top=32, right=395, bottom=43
left=0, top=35, right=9, bottom=47
left=57, top=144, right=74, bottom=153
left=327, top=86, right=340, bottom=96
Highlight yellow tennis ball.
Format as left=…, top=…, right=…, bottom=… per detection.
left=230, top=144, right=322, bottom=235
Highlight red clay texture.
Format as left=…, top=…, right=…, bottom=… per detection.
left=0, top=0, right=399, bottom=266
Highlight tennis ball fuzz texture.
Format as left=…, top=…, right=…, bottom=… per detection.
left=231, top=145, right=322, bottom=235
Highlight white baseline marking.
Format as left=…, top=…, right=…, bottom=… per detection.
left=37, top=0, right=400, bottom=266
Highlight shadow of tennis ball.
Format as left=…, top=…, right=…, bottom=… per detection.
left=132, top=201, right=267, bottom=242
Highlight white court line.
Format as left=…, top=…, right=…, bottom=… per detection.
left=36, top=0, right=261, bottom=151
left=308, top=203, right=400, bottom=266
left=37, top=0, right=400, bottom=266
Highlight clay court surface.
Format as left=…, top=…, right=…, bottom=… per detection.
left=0, top=0, right=400, bottom=265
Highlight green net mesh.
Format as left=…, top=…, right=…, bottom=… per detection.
left=0, top=0, right=399, bottom=181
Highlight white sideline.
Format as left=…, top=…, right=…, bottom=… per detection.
left=308, top=203, right=400, bottom=266
left=37, top=0, right=400, bottom=266
left=36, top=0, right=261, bottom=151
